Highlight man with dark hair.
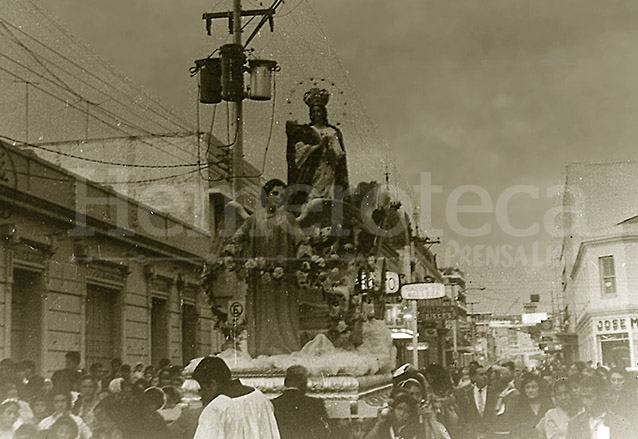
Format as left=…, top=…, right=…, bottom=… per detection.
left=190, top=356, right=280, bottom=439
left=158, top=358, right=172, bottom=372
left=566, top=375, right=631, bottom=438
left=272, top=365, right=330, bottom=439
left=107, top=358, right=122, bottom=384
left=51, top=351, right=82, bottom=393
left=73, top=375, right=100, bottom=431
left=489, top=365, right=519, bottom=437
left=39, top=388, right=92, bottom=439
left=16, top=359, right=41, bottom=401
left=456, top=366, right=499, bottom=439
left=88, top=362, right=109, bottom=392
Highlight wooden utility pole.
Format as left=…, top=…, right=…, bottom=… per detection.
left=467, top=301, right=479, bottom=360
left=25, top=81, right=29, bottom=143
left=202, top=0, right=279, bottom=197
left=231, top=0, right=244, bottom=198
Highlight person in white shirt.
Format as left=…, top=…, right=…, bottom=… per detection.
left=189, top=356, right=280, bottom=439
left=537, top=378, right=580, bottom=439
left=0, top=399, right=20, bottom=439
left=38, top=389, right=91, bottom=439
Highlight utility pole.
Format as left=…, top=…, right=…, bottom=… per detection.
left=457, top=287, right=484, bottom=363
left=202, top=1, right=279, bottom=198
left=15, top=80, right=37, bottom=143
left=467, top=301, right=479, bottom=360
left=452, top=315, right=458, bottom=363
left=411, top=299, right=418, bottom=368
left=25, top=81, right=29, bottom=143
left=231, top=0, right=243, bottom=198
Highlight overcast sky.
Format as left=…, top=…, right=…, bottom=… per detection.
left=6, top=0, right=638, bottom=313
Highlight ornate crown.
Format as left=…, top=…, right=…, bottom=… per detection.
left=303, top=88, right=330, bottom=107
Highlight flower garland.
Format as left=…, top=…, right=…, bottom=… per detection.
left=201, top=231, right=385, bottom=351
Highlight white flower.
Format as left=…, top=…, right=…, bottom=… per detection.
left=337, top=320, right=348, bottom=333
left=273, top=267, right=285, bottom=279
left=223, top=256, right=236, bottom=270
left=245, top=258, right=258, bottom=270
left=223, top=243, right=237, bottom=256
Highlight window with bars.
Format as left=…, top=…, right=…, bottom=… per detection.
left=599, top=256, right=616, bottom=296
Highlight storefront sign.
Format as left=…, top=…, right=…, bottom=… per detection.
left=420, top=305, right=457, bottom=322
left=401, top=282, right=445, bottom=300
left=596, top=317, right=638, bottom=332
left=385, top=271, right=400, bottom=294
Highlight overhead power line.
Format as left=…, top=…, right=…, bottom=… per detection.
left=0, top=62, right=197, bottom=164
left=0, top=14, right=191, bottom=133
left=22, top=3, right=194, bottom=131
left=0, top=135, right=225, bottom=169
left=0, top=29, right=199, bottom=162
left=8, top=164, right=208, bottom=185
left=0, top=11, right=211, bottom=167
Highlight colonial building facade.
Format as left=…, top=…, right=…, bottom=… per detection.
left=0, top=140, right=219, bottom=374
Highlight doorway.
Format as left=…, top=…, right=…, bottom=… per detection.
left=11, top=268, right=43, bottom=368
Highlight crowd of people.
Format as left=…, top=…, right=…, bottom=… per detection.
left=361, top=359, right=637, bottom=439
left=0, top=352, right=201, bottom=439
left=0, top=351, right=636, bottom=439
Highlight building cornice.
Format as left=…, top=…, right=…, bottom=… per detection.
left=570, top=233, right=638, bottom=280
left=0, top=141, right=209, bottom=264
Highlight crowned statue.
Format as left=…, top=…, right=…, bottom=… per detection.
left=286, top=88, right=349, bottom=207
left=203, top=86, right=395, bottom=364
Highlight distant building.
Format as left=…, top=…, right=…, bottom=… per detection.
left=489, top=316, right=544, bottom=368
left=558, top=162, right=638, bottom=368
left=564, top=219, right=638, bottom=368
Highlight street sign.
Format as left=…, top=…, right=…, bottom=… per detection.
left=230, top=302, right=244, bottom=318
left=385, top=271, right=400, bottom=294
left=228, top=300, right=245, bottom=325
left=401, top=282, right=445, bottom=300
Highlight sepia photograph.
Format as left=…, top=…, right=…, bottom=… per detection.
left=1, top=0, right=638, bottom=438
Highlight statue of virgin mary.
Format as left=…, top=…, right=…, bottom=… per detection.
left=286, top=88, right=349, bottom=207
